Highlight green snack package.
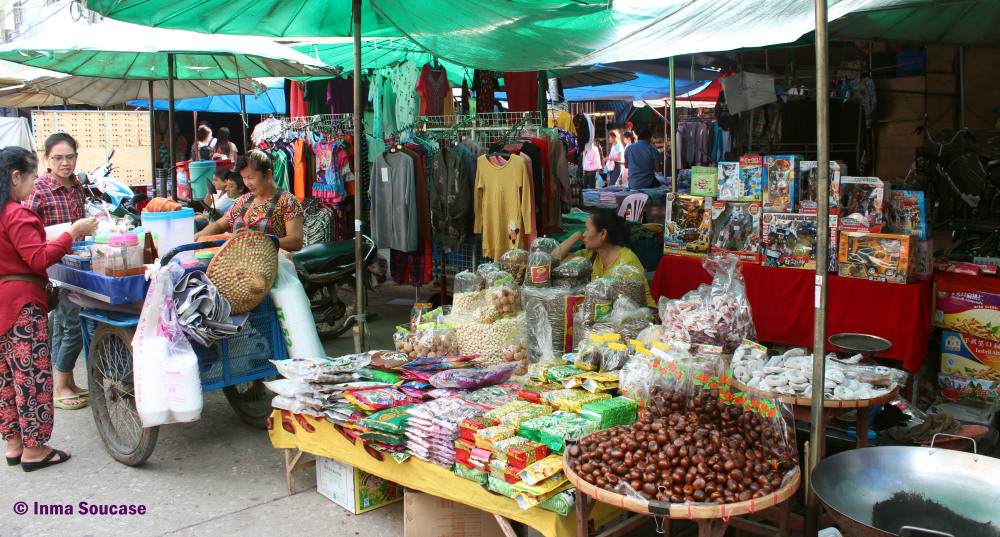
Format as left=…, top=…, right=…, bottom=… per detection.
left=359, top=403, right=416, bottom=434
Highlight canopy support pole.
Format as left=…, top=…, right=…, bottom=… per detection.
left=352, top=0, right=367, bottom=353
left=805, top=0, right=831, bottom=535
left=167, top=52, right=177, bottom=200
left=669, top=56, right=677, bottom=192
left=956, top=46, right=966, bottom=129
left=234, top=54, right=249, bottom=155
left=148, top=80, right=158, bottom=196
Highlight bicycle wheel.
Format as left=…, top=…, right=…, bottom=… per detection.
left=88, top=324, right=158, bottom=466
left=223, top=378, right=276, bottom=429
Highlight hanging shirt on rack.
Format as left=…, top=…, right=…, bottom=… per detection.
left=429, top=148, right=471, bottom=253
left=289, top=81, right=307, bottom=118
left=313, top=138, right=348, bottom=203
left=416, top=63, right=450, bottom=117
left=472, top=69, right=496, bottom=115
left=371, top=151, right=418, bottom=252
left=368, top=72, right=384, bottom=143
left=271, top=148, right=290, bottom=191
left=401, top=146, right=431, bottom=242
left=475, top=153, right=533, bottom=259
left=549, top=111, right=576, bottom=135
left=292, top=138, right=308, bottom=201
left=327, top=76, right=354, bottom=115
left=382, top=69, right=397, bottom=135
left=392, top=60, right=420, bottom=133
left=504, top=71, right=538, bottom=113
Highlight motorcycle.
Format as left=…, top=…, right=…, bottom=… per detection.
left=290, top=234, right=377, bottom=339
left=80, top=148, right=146, bottom=223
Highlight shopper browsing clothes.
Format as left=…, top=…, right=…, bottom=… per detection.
left=195, top=149, right=305, bottom=251
left=604, top=130, right=625, bottom=186
left=23, top=133, right=90, bottom=411
left=623, top=128, right=662, bottom=190
left=558, top=208, right=655, bottom=308
left=0, top=146, right=97, bottom=471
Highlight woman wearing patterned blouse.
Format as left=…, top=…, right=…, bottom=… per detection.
left=195, top=150, right=304, bottom=251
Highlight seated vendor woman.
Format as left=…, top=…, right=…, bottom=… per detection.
left=558, top=208, right=656, bottom=309
left=195, top=149, right=304, bottom=252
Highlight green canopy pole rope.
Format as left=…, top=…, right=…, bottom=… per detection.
left=352, top=0, right=368, bottom=353
left=669, top=56, right=677, bottom=192
left=805, top=0, right=831, bottom=535
left=167, top=52, right=177, bottom=199
left=148, top=80, right=158, bottom=194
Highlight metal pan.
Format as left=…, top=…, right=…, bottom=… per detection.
left=812, top=435, right=1000, bottom=537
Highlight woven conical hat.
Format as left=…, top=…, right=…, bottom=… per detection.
left=206, top=230, right=278, bottom=315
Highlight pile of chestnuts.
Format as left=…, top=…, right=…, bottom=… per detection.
left=567, top=385, right=798, bottom=504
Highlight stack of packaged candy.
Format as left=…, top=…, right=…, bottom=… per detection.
left=405, top=397, right=489, bottom=467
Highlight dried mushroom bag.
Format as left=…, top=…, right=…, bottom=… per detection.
left=525, top=250, right=553, bottom=288
left=582, top=277, right=617, bottom=324
left=530, top=237, right=562, bottom=267
left=500, top=248, right=529, bottom=284
left=608, top=263, right=647, bottom=309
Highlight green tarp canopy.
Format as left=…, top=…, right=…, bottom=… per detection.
left=829, top=0, right=1000, bottom=45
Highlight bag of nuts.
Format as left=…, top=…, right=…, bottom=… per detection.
left=394, top=325, right=419, bottom=358
left=453, top=271, right=484, bottom=314
left=411, top=303, right=434, bottom=331
left=477, top=262, right=502, bottom=288
left=500, top=249, right=529, bottom=284
left=501, top=328, right=529, bottom=376
left=414, top=322, right=460, bottom=358
left=524, top=250, right=553, bottom=288
left=530, top=237, right=562, bottom=267
left=476, top=273, right=522, bottom=323
left=608, top=264, right=648, bottom=309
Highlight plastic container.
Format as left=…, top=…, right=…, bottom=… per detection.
left=141, top=208, right=195, bottom=258
left=188, top=160, right=217, bottom=200
left=90, top=234, right=112, bottom=275
left=107, top=233, right=144, bottom=277
left=194, top=250, right=215, bottom=266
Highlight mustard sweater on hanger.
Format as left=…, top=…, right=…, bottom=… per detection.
left=474, top=153, right=534, bottom=259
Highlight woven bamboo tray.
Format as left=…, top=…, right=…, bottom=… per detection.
left=731, top=378, right=898, bottom=408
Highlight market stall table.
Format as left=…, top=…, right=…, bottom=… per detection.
left=650, top=255, right=933, bottom=373
left=269, top=410, right=623, bottom=537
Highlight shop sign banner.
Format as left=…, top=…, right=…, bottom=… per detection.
left=721, top=73, right=777, bottom=114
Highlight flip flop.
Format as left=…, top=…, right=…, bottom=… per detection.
left=21, top=448, right=71, bottom=473
left=74, top=390, right=90, bottom=398
left=54, top=396, right=88, bottom=410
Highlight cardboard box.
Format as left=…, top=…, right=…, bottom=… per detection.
left=839, top=176, right=886, bottom=232
left=710, top=201, right=762, bottom=263
left=941, top=331, right=1000, bottom=382
left=763, top=155, right=801, bottom=213
left=690, top=166, right=718, bottom=197
left=933, top=272, right=1000, bottom=341
left=404, top=491, right=506, bottom=537
left=837, top=232, right=913, bottom=284
left=798, top=160, right=842, bottom=212
left=316, top=456, right=403, bottom=514
left=664, top=193, right=712, bottom=258
left=886, top=190, right=929, bottom=240
left=739, top=157, right=764, bottom=201
left=913, top=239, right=933, bottom=281
left=761, top=213, right=817, bottom=269
left=717, top=161, right=743, bottom=201
left=938, top=373, right=1000, bottom=406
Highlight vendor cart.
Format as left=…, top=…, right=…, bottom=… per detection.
left=48, top=239, right=289, bottom=466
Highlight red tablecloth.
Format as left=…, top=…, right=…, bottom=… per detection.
left=650, top=255, right=933, bottom=373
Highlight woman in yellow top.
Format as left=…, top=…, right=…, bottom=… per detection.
left=558, top=209, right=655, bottom=309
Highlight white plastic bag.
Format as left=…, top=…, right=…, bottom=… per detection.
left=270, top=256, right=325, bottom=359
left=133, top=264, right=203, bottom=427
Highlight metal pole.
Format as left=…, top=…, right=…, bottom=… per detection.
left=805, top=0, right=830, bottom=535
left=352, top=0, right=367, bottom=353
left=956, top=46, right=966, bottom=129
left=234, top=54, right=248, bottom=155
left=669, top=56, right=677, bottom=192
left=167, top=53, right=177, bottom=200
left=148, top=80, right=158, bottom=196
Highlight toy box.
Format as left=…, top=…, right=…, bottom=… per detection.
left=937, top=373, right=1000, bottom=406
left=690, top=166, right=717, bottom=197
left=710, top=201, right=762, bottom=263
left=738, top=157, right=764, bottom=201
left=839, top=177, right=886, bottom=232
left=913, top=239, right=933, bottom=281
left=934, top=271, right=1000, bottom=342
left=837, top=232, right=913, bottom=284
left=886, top=190, right=929, bottom=240
left=941, top=331, right=1000, bottom=383
left=798, top=160, right=842, bottom=212
left=716, top=161, right=742, bottom=201
left=828, top=213, right=840, bottom=274
left=761, top=213, right=818, bottom=269
left=763, top=155, right=801, bottom=213
left=316, top=456, right=402, bottom=514
left=664, top=193, right=712, bottom=258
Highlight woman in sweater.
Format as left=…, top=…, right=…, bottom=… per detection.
left=0, top=147, right=96, bottom=472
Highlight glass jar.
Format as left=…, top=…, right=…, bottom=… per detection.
left=107, top=233, right=145, bottom=277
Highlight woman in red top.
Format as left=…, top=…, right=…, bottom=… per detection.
left=0, top=147, right=96, bottom=472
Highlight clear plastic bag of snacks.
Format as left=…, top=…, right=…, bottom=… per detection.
left=608, top=263, right=647, bottom=309
left=502, top=327, right=530, bottom=376
left=525, top=250, right=554, bottom=288
left=414, top=323, right=460, bottom=358
left=581, top=277, right=616, bottom=325
left=530, top=237, right=562, bottom=267
left=411, top=303, right=434, bottom=330
left=394, top=325, right=419, bottom=358
left=453, top=271, right=484, bottom=314
left=476, top=273, right=521, bottom=323
left=429, top=362, right=519, bottom=389
left=500, top=249, right=529, bottom=284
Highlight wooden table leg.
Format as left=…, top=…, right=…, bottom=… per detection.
left=493, top=515, right=518, bottom=537
left=283, top=448, right=316, bottom=496
left=856, top=407, right=871, bottom=448
left=576, top=488, right=595, bottom=537
left=696, top=518, right=728, bottom=537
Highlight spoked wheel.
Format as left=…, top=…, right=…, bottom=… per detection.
left=87, top=325, right=158, bottom=466
left=309, top=278, right=357, bottom=340
left=222, top=379, right=276, bottom=429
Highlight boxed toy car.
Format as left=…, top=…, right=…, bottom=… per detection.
left=837, top=232, right=913, bottom=284
left=690, top=166, right=717, bottom=197
left=941, top=331, right=1000, bottom=383
left=886, top=190, right=929, bottom=240
left=839, top=177, right=886, bottom=232
left=664, top=193, right=712, bottom=258
left=738, top=156, right=764, bottom=201
left=710, top=201, right=762, bottom=263
left=716, top=161, right=742, bottom=201
left=763, top=155, right=801, bottom=213
left=761, top=212, right=818, bottom=269
left=798, top=160, right=842, bottom=213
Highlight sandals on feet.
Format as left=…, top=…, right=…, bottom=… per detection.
left=6, top=455, right=19, bottom=466
left=54, top=396, right=88, bottom=410
left=21, top=448, right=71, bottom=472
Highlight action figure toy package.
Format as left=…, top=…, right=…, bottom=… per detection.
left=717, top=162, right=742, bottom=201
left=690, top=166, right=718, bottom=197
left=828, top=213, right=840, bottom=273
left=798, top=160, right=842, bottom=213
left=839, top=176, right=886, bottom=232
left=886, top=190, right=928, bottom=240
left=913, top=239, right=933, bottom=281
left=838, top=232, right=914, bottom=284
left=710, top=201, right=762, bottom=263
left=739, top=157, right=764, bottom=201
left=761, top=213, right=818, bottom=269
left=763, top=155, right=802, bottom=213
left=663, top=194, right=712, bottom=258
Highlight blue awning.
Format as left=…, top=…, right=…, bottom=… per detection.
left=128, top=87, right=285, bottom=114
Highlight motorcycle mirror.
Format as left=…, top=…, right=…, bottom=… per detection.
left=107, top=148, right=115, bottom=161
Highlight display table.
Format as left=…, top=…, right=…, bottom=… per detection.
left=650, top=255, right=933, bottom=373
left=269, top=410, right=622, bottom=537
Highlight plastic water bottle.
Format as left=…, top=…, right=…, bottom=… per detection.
left=818, top=529, right=843, bottom=537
